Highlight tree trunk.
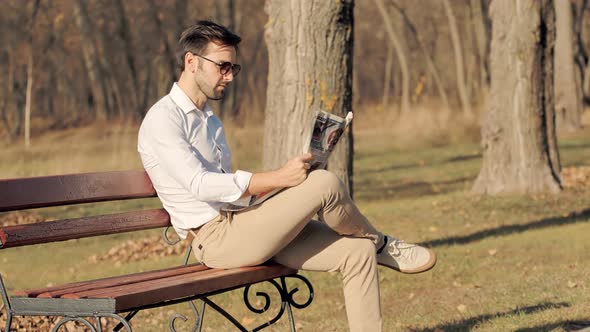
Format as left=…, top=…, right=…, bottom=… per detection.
left=382, top=38, right=394, bottom=111
left=375, top=0, right=410, bottom=114
left=24, top=0, right=40, bottom=148
left=389, top=0, right=450, bottom=112
left=72, top=0, right=109, bottom=121
left=24, top=51, right=33, bottom=148
left=471, top=0, right=491, bottom=92
left=443, top=0, right=472, bottom=118
left=473, top=0, right=561, bottom=195
left=216, top=0, right=240, bottom=121
left=264, top=0, right=355, bottom=194
left=147, top=0, right=178, bottom=87
left=113, top=0, right=140, bottom=115
left=554, top=0, right=583, bottom=131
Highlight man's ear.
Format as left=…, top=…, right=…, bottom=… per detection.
left=185, top=52, right=197, bottom=73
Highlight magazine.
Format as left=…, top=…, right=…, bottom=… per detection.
left=222, top=111, right=353, bottom=212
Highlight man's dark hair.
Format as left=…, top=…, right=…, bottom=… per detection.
left=176, top=20, right=241, bottom=71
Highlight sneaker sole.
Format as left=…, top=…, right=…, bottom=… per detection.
left=379, top=248, right=437, bottom=274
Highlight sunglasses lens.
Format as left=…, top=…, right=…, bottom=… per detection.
left=220, top=62, right=232, bottom=75
left=232, top=64, right=241, bottom=76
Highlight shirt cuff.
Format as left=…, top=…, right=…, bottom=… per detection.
left=234, top=169, right=253, bottom=194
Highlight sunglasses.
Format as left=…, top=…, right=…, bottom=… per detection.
left=194, top=54, right=241, bottom=77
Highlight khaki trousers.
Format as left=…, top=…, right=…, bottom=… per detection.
left=191, top=170, right=385, bottom=332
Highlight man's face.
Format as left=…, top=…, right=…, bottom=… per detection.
left=192, top=42, right=238, bottom=101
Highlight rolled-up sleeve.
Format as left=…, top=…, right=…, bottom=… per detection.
left=143, top=110, right=252, bottom=203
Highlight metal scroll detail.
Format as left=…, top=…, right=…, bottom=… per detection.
left=166, top=274, right=314, bottom=332
left=50, top=314, right=133, bottom=332
left=169, top=300, right=206, bottom=332
left=243, top=275, right=314, bottom=332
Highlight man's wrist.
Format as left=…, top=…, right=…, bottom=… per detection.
left=268, top=169, right=285, bottom=188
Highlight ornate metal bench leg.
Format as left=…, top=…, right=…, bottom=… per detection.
left=280, top=275, right=315, bottom=332
left=96, top=317, right=102, bottom=332
left=169, top=299, right=206, bottom=332
left=51, top=317, right=98, bottom=332
left=4, top=312, right=12, bottom=332
left=103, top=313, right=133, bottom=332
left=113, top=310, right=138, bottom=332
left=0, top=274, right=13, bottom=332
left=194, top=300, right=206, bottom=332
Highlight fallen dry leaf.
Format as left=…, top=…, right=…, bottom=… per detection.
left=88, top=235, right=189, bottom=264
left=562, top=166, right=590, bottom=188
left=457, top=304, right=467, bottom=313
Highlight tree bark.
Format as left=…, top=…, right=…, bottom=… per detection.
left=473, top=0, right=562, bottom=195
left=375, top=0, right=410, bottom=114
left=264, top=0, right=355, bottom=194
left=554, top=0, right=583, bottom=131
left=443, top=0, right=472, bottom=118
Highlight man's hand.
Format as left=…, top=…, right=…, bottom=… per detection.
left=243, top=153, right=314, bottom=197
left=277, top=153, right=313, bottom=187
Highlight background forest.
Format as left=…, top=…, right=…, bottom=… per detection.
left=2, top=0, right=588, bottom=142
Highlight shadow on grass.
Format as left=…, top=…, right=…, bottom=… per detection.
left=560, top=142, right=590, bottom=150
left=364, top=153, right=482, bottom=173
left=420, top=208, right=590, bottom=248
left=515, top=319, right=590, bottom=332
left=409, top=302, right=570, bottom=332
left=356, top=177, right=474, bottom=201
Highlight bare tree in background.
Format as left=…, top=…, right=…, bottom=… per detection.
left=470, top=0, right=491, bottom=95
left=264, top=0, right=355, bottom=193
left=555, top=0, right=584, bottom=131
left=216, top=0, right=240, bottom=120
left=146, top=0, right=179, bottom=97
left=24, top=0, right=40, bottom=148
left=389, top=0, right=450, bottom=112
left=72, top=0, right=110, bottom=121
left=473, top=0, right=561, bottom=195
left=375, top=0, right=411, bottom=114
left=443, top=0, right=472, bottom=118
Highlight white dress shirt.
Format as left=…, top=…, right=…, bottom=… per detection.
left=138, top=83, right=252, bottom=239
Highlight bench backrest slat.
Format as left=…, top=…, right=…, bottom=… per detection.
left=0, top=170, right=156, bottom=212
left=0, top=209, right=170, bottom=249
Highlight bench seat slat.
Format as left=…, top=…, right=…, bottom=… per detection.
left=0, top=170, right=156, bottom=212
left=30, top=264, right=209, bottom=298
left=111, top=265, right=296, bottom=312
left=55, top=264, right=295, bottom=312
left=0, top=209, right=169, bottom=248
left=61, top=268, right=225, bottom=299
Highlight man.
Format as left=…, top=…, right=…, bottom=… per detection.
left=138, top=20, right=436, bottom=332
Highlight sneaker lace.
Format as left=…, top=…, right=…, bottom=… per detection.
left=388, top=238, right=417, bottom=259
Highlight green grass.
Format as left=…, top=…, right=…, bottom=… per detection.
left=1, top=123, right=590, bottom=331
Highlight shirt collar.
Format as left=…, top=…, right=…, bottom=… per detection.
left=169, top=83, right=214, bottom=117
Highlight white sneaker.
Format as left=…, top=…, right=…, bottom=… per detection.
left=377, top=235, right=437, bottom=274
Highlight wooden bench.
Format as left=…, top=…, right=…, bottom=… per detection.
left=0, top=170, right=313, bottom=332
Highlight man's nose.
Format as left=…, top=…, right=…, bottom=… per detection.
left=223, top=71, right=234, bottom=81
